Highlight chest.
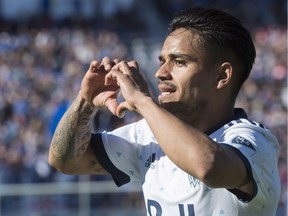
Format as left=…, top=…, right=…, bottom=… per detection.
left=138, top=149, right=210, bottom=199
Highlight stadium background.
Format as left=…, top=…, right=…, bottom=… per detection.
left=0, top=0, right=286, bottom=215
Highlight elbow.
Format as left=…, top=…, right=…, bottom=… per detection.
left=193, top=157, right=222, bottom=188
left=48, top=156, right=64, bottom=173
left=48, top=155, right=75, bottom=175
left=195, top=160, right=236, bottom=188
left=197, top=167, right=220, bottom=188
left=192, top=148, right=228, bottom=188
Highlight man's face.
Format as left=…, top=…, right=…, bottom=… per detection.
left=156, top=28, right=219, bottom=117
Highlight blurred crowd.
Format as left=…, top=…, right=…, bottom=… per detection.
left=0, top=0, right=287, bottom=215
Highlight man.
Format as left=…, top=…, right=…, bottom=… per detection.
left=48, top=7, right=281, bottom=216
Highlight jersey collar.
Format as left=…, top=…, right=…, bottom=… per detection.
left=205, top=108, right=248, bottom=135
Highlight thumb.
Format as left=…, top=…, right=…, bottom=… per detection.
left=116, top=101, right=134, bottom=118
left=105, top=98, right=119, bottom=116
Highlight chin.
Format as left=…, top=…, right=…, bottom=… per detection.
left=160, top=100, right=206, bottom=116
left=159, top=101, right=183, bottom=113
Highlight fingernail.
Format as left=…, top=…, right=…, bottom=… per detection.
left=105, top=64, right=111, bottom=70
left=118, top=111, right=126, bottom=118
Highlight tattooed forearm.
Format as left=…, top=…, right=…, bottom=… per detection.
left=50, top=94, right=96, bottom=162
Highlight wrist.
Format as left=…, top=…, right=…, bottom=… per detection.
left=135, top=95, right=157, bottom=115
left=76, top=92, right=96, bottom=113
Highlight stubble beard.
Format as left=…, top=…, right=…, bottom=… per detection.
left=159, top=99, right=206, bottom=124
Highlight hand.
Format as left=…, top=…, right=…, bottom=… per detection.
left=80, top=57, right=120, bottom=115
left=105, top=60, right=150, bottom=117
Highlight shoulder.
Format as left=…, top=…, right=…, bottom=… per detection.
left=214, top=117, right=281, bottom=208
left=210, top=117, right=279, bottom=150
left=222, top=118, right=279, bottom=150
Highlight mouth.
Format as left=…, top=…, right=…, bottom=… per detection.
left=158, top=82, right=176, bottom=100
left=161, top=92, right=173, bottom=96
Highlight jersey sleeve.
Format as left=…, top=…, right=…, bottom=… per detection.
left=219, top=122, right=281, bottom=207
left=92, top=121, right=142, bottom=187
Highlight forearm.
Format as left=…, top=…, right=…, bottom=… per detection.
left=49, top=93, right=96, bottom=165
left=137, top=97, right=213, bottom=173
left=136, top=97, right=247, bottom=188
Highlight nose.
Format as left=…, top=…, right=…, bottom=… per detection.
left=155, top=63, right=172, bottom=81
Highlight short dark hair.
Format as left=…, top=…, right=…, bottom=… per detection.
left=169, top=7, right=256, bottom=87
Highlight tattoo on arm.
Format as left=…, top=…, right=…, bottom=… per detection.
left=50, top=94, right=95, bottom=162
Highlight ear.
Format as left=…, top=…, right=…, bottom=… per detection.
left=216, top=62, right=233, bottom=89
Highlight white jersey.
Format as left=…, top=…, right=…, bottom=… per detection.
left=93, top=109, right=281, bottom=216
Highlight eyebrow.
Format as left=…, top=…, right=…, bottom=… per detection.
left=158, top=53, right=197, bottom=62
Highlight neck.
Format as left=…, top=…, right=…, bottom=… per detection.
left=177, top=105, right=235, bottom=132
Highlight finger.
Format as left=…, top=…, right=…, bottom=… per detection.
left=105, top=70, right=115, bottom=86
left=105, top=61, right=136, bottom=86
left=118, top=61, right=145, bottom=88
left=127, top=60, right=148, bottom=91
left=116, top=61, right=133, bottom=76
left=110, top=60, right=123, bottom=71
left=104, top=66, right=123, bottom=86
left=105, top=98, right=119, bottom=116
left=107, top=58, right=121, bottom=72
left=116, top=101, right=132, bottom=118
left=101, top=56, right=113, bottom=71
left=118, top=61, right=141, bottom=80
left=127, top=60, right=139, bottom=70
left=113, top=58, right=120, bottom=65
left=89, top=60, right=101, bottom=72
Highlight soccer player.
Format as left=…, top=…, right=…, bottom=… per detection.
left=48, top=7, right=281, bottom=216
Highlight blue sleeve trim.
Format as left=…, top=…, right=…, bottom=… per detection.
left=91, top=133, right=130, bottom=187
left=220, top=143, right=258, bottom=202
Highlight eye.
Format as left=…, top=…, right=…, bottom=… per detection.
left=174, top=59, right=186, bottom=66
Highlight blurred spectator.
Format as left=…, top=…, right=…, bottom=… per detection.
left=0, top=0, right=286, bottom=215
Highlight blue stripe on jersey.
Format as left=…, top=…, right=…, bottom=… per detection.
left=220, top=143, right=258, bottom=203
left=91, top=133, right=130, bottom=187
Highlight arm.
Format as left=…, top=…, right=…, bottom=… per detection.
left=136, top=97, right=252, bottom=190
left=48, top=94, right=107, bottom=174
left=105, top=61, right=253, bottom=194
left=48, top=57, right=120, bottom=175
